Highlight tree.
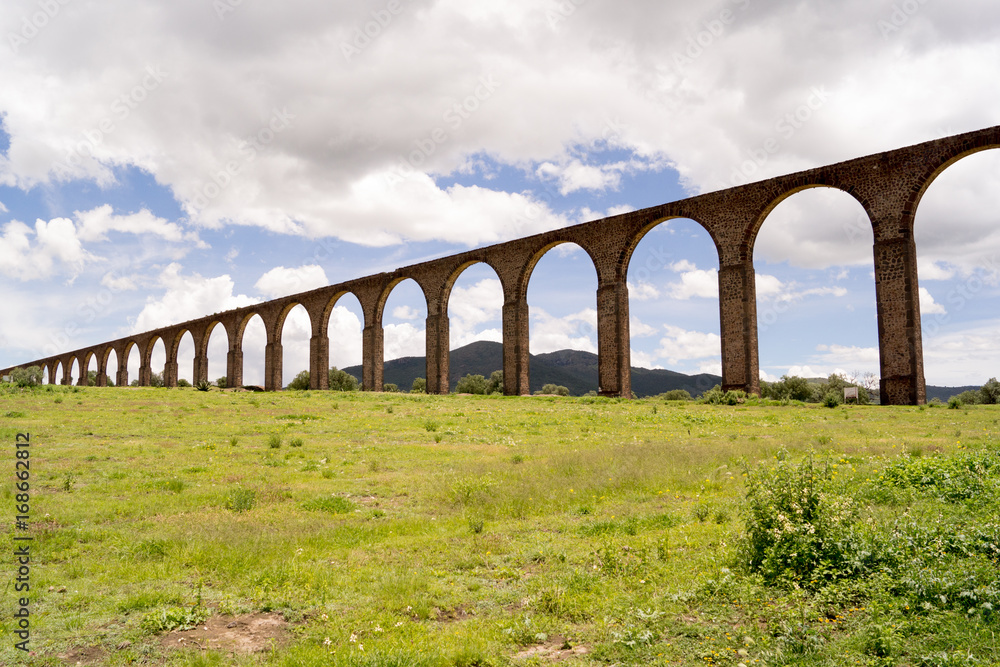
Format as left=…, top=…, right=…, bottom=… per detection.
left=10, top=366, right=43, bottom=387
left=286, top=370, right=310, bottom=390
left=411, top=377, right=426, bottom=393
left=456, top=374, right=489, bottom=395
left=661, top=389, right=693, bottom=401
left=538, top=383, right=570, bottom=396
left=383, top=383, right=399, bottom=392
left=216, top=376, right=228, bottom=389
left=177, top=378, right=192, bottom=388
left=980, top=377, right=1000, bottom=405
left=149, top=372, right=164, bottom=388
left=486, top=370, right=503, bottom=395
left=87, top=370, right=99, bottom=386
left=329, top=367, right=359, bottom=391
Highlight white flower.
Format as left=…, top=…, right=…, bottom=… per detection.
left=349, top=633, right=357, bottom=643
left=323, top=637, right=331, bottom=646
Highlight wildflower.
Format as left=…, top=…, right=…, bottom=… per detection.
left=350, top=633, right=357, bottom=643
left=323, top=637, right=331, bottom=646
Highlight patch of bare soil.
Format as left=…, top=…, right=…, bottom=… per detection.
left=58, top=644, right=106, bottom=665
left=157, top=612, right=290, bottom=655
left=513, top=635, right=589, bottom=662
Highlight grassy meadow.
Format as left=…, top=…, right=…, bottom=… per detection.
left=1, top=385, right=999, bottom=666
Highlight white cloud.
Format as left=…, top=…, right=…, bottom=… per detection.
left=630, top=316, right=657, bottom=338
left=392, top=305, right=421, bottom=321
left=918, top=260, right=956, bottom=281
left=924, top=321, right=1000, bottom=386
left=919, top=287, right=946, bottom=316
left=630, top=349, right=661, bottom=370
left=530, top=307, right=597, bottom=354
left=666, top=266, right=718, bottom=300
left=654, top=325, right=720, bottom=365
left=384, top=322, right=425, bottom=361
left=0, top=217, right=92, bottom=280
left=254, top=265, right=329, bottom=299
left=133, top=263, right=259, bottom=332
left=628, top=281, right=660, bottom=301
left=75, top=205, right=204, bottom=246
left=448, top=278, right=503, bottom=348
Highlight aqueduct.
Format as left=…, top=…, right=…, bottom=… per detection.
left=4, top=126, right=999, bottom=405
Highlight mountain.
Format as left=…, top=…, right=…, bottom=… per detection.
left=926, top=385, right=980, bottom=403
left=341, top=341, right=722, bottom=397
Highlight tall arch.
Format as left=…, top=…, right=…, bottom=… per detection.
left=103, top=347, right=119, bottom=387
left=523, top=241, right=600, bottom=395
left=141, top=337, right=167, bottom=386
left=752, top=186, right=878, bottom=392
left=913, top=148, right=1000, bottom=387
left=200, top=321, right=229, bottom=387
left=274, top=302, right=311, bottom=389
left=623, top=216, right=722, bottom=397
left=377, top=278, right=428, bottom=392
left=236, top=313, right=267, bottom=388
left=442, top=261, right=505, bottom=393
left=319, top=291, right=365, bottom=391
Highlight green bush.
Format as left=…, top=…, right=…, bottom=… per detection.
left=215, top=376, right=228, bottom=389
left=761, top=375, right=814, bottom=401
left=10, top=366, right=43, bottom=387
left=329, top=367, right=359, bottom=391
left=741, top=452, right=856, bottom=586
left=456, top=373, right=489, bottom=395
left=537, top=383, right=570, bottom=396
left=821, top=391, right=842, bottom=408
left=225, top=487, right=257, bottom=513
left=979, top=377, right=1000, bottom=404
left=661, top=389, right=693, bottom=401
left=954, top=390, right=979, bottom=405
left=267, top=434, right=282, bottom=449
left=700, top=386, right=746, bottom=405
left=487, top=370, right=504, bottom=395
left=196, top=380, right=211, bottom=392
left=948, top=396, right=963, bottom=409
left=411, top=377, right=426, bottom=393
left=286, top=370, right=310, bottom=390
left=383, top=383, right=399, bottom=392
left=177, top=378, right=191, bottom=387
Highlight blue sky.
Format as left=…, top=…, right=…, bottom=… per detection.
left=1, top=0, right=998, bottom=388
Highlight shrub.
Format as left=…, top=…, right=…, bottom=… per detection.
left=289, top=437, right=304, bottom=448
left=821, top=391, right=841, bottom=408
left=487, top=370, right=504, bottom=395
left=286, top=370, right=310, bottom=390
left=10, top=366, right=43, bottom=388
left=741, top=452, right=856, bottom=586
left=215, top=376, right=228, bottom=389
left=948, top=396, right=963, bottom=409
left=979, top=377, right=1000, bottom=404
left=149, top=372, right=164, bottom=388
left=226, top=487, right=257, bottom=513
left=177, top=378, right=191, bottom=388
left=456, top=374, right=489, bottom=395
left=383, top=383, right=399, bottom=392
left=953, top=390, right=978, bottom=405
left=196, top=380, right=211, bottom=392
left=329, top=367, right=359, bottom=391
left=700, top=386, right=746, bottom=405
left=411, top=377, right=426, bottom=393
left=537, top=383, right=570, bottom=396
left=661, top=389, right=693, bottom=401
left=762, top=375, right=814, bottom=401
left=267, top=434, right=282, bottom=449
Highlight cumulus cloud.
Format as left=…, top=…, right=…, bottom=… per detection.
left=654, top=325, right=721, bottom=365
left=132, top=263, right=259, bottom=332
left=0, top=217, right=92, bottom=279
left=628, top=281, right=661, bottom=301
left=665, top=262, right=719, bottom=300
left=919, top=287, right=947, bottom=316
left=448, top=278, right=503, bottom=348
left=254, top=265, right=330, bottom=299
left=75, top=205, right=204, bottom=246
left=530, top=307, right=597, bottom=354
left=392, top=305, right=421, bottom=321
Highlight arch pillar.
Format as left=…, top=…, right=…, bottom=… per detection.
left=96, top=353, right=109, bottom=387
left=264, top=340, right=283, bottom=391
left=163, top=360, right=179, bottom=388
left=226, top=345, right=243, bottom=389
left=873, top=235, right=925, bottom=405
left=425, top=306, right=449, bottom=395
left=308, top=334, right=329, bottom=390
left=62, top=358, right=73, bottom=385
left=362, top=324, right=384, bottom=391
left=502, top=296, right=530, bottom=395
left=718, top=260, right=760, bottom=396
left=596, top=281, right=631, bottom=397
left=76, top=359, right=88, bottom=386
left=139, top=360, right=152, bottom=387
left=193, top=350, right=209, bottom=386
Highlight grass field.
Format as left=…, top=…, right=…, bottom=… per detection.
left=1, top=385, right=998, bottom=666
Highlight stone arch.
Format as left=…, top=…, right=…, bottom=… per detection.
left=51, top=360, right=62, bottom=385
left=377, top=277, right=430, bottom=392
left=515, top=239, right=603, bottom=301
left=912, top=147, right=1000, bottom=385
left=273, top=301, right=312, bottom=389
left=79, top=350, right=98, bottom=386
left=752, top=186, right=878, bottom=388
left=198, top=321, right=229, bottom=387
left=122, top=341, right=140, bottom=387
left=441, top=260, right=505, bottom=392
left=101, top=346, right=118, bottom=387
left=908, top=143, right=1000, bottom=231
left=141, top=336, right=167, bottom=386
left=317, top=291, right=365, bottom=390
left=622, top=216, right=723, bottom=396
left=744, top=183, right=875, bottom=262
left=235, top=311, right=267, bottom=388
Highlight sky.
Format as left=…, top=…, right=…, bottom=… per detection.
left=1, top=0, right=998, bottom=389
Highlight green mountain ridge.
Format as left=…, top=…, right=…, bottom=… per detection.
left=341, top=340, right=721, bottom=397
